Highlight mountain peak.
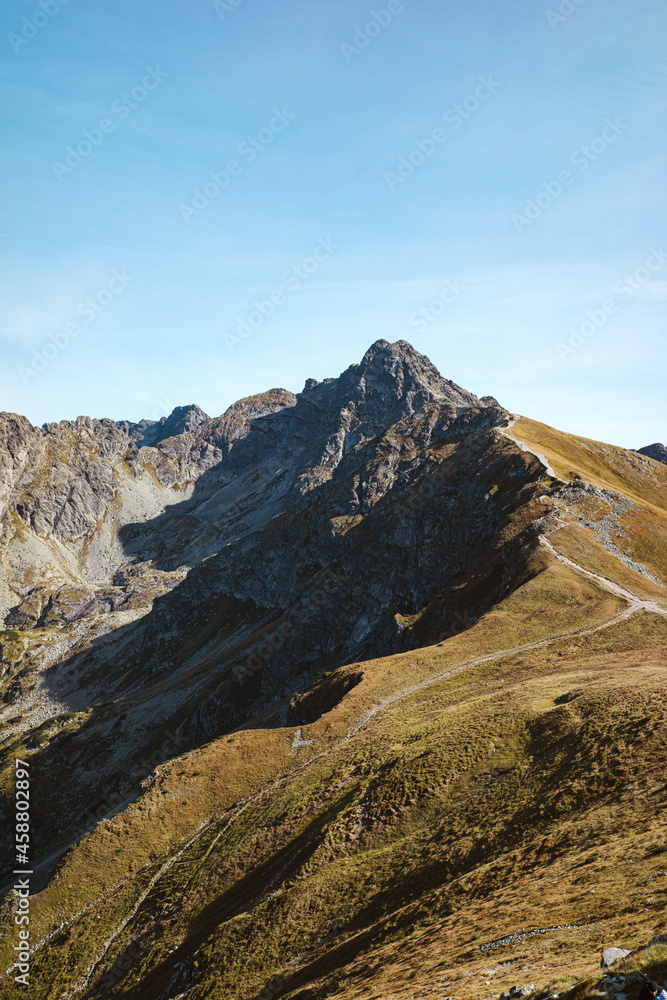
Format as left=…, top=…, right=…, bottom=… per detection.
left=353, top=338, right=483, bottom=410
left=637, top=442, right=667, bottom=465
left=360, top=338, right=423, bottom=366
left=129, top=403, right=210, bottom=447
left=165, top=403, right=209, bottom=433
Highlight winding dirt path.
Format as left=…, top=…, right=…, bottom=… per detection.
left=346, top=533, right=666, bottom=741
left=5, top=540, right=665, bottom=996
left=59, top=820, right=213, bottom=1000
left=540, top=535, right=667, bottom=615
left=499, top=417, right=561, bottom=480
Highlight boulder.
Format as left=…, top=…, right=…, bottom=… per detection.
left=601, top=947, right=631, bottom=967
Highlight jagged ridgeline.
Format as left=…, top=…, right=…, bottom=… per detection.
left=0, top=340, right=666, bottom=1000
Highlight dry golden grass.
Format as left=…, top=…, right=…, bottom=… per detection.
left=2, top=420, right=667, bottom=1000
left=507, top=418, right=667, bottom=515
left=549, top=523, right=667, bottom=608
left=2, top=558, right=666, bottom=1000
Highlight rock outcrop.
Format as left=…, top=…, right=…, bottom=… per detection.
left=638, top=442, right=667, bottom=465
left=0, top=387, right=296, bottom=624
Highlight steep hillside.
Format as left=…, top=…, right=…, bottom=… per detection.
left=0, top=342, right=517, bottom=887
left=0, top=342, right=665, bottom=1000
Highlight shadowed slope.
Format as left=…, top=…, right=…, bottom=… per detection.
left=1, top=347, right=667, bottom=1000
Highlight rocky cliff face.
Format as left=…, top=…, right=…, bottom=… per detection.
left=0, top=388, right=295, bottom=626
left=0, top=340, right=491, bottom=632
left=0, top=340, right=545, bottom=889
left=638, top=442, right=667, bottom=465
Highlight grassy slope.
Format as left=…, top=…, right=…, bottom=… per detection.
left=505, top=418, right=667, bottom=514
left=1, top=560, right=666, bottom=999
left=504, top=418, right=667, bottom=601
left=1, top=424, right=666, bottom=1000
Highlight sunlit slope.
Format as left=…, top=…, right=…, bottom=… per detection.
left=506, top=416, right=667, bottom=513
left=503, top=418, right=667, bottom=605
left=2, top=533, right=666, bottom=1000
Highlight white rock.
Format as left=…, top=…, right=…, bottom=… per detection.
left=601, top=947, right=631, bottom=967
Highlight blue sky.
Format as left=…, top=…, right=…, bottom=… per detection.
left=1, top=0, right=665, bottom=448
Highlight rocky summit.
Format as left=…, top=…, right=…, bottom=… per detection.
left=638, top=442, right=667, bottom=466
left=0, top=341, right=666, bottom=1000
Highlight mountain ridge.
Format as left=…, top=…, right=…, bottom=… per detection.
left=0, top=341, right=666, bottom=1000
